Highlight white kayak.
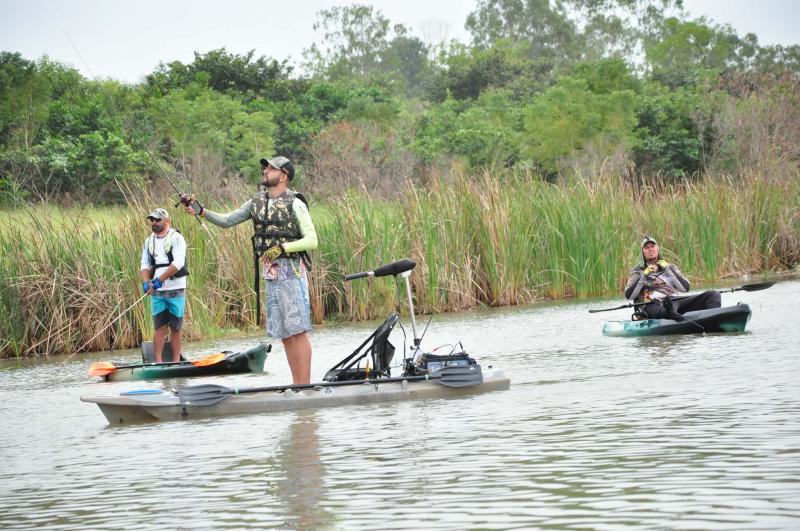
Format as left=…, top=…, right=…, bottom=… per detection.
left=81, top=368, right=510, bottom=425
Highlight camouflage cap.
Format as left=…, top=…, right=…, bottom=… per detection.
left=260, top=156, right=295, bottom=181
left=640, top=235, right=657, bottom=248
left=146, top=208, right=170, bottom=220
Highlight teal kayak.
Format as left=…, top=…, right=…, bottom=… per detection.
left=90, top=343, right=270, bottom=382
left=603, top=304, right=752, bottom=337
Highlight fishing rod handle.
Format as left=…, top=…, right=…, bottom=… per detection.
left=344, top=271, right=372, bottom=281
left=345, top=259, right=417, bottom=281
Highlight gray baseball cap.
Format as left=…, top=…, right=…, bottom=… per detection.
left=146, top=208, right=170, bottom=220
left=260, top=156, right=295, bottom=181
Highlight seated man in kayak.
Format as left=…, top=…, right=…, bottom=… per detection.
left=624, top=236, right=720, bottom=319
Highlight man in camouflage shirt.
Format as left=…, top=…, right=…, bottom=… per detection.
left=186, top=156, right=317, bottom=384
left=624, top=236, right=720, bottom=319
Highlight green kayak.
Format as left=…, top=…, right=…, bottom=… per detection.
left=603, top=304, right=752, bottom=337
left=89, top=343, right=270, bottom=382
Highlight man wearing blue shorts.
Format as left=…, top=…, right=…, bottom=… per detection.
left=184, top=156, right=318, bottom=384
left=140, top=208, right=188, bottom=363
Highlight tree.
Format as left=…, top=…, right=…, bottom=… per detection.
left=465, top=0, right=580, bottom=65
left=302, top=3, right=426, bottom=93
left=146, top=48, right=295, bottom=102
left=644, top=17, right=742, bottom=87
left=521, top=76, right=637, bottom=175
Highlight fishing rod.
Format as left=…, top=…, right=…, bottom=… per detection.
left=68, top=32, right=214, bottom=239
left=60, top=293, right=148, bottom=365
left=140, top=147, right=214, bottom=239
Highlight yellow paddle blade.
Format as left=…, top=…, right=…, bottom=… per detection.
left=191, top=353, right=225, bottom=367
left=88, top=361, right=117, bottom=376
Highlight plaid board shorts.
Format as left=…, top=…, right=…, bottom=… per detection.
left=264, top=273, right=312, bottom=340
left=151, top=289, right=185, bottom=330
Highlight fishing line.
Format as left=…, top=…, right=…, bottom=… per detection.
left=60, top=293, right=148, bottom=365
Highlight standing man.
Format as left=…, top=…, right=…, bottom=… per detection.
left=185, top=156, right=317, bottom=384
left=140, top=208, right=188, bottom=363
left=624, top=235, right=720, bottom=319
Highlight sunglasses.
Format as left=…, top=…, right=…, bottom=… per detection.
left=264, top=164, right=288, bottom=175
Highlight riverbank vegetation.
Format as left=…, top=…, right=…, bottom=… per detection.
left=1, top=0, right=799, bottom=356
left=1, top=171, right=797, bottom=357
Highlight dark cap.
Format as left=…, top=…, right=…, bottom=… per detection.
left=260, top=156, right=295, bottom=181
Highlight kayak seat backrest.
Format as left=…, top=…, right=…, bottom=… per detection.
left=322, top=313, right=399, bottom=381
left=371, top=313, right=399, bottom=372
left=141, top=341, right=187, bottom=363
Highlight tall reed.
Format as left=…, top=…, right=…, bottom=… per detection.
left=1, top=172, right=797, bottom=357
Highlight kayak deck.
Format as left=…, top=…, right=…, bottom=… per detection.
left=603, top=304, right=752, bottom=337
left=82, top=369, right=511, bottom=424
left=101, top=343, right=269, bottom=382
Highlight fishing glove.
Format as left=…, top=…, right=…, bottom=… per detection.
left=641, top=265, right=656, bottom=276
left=263, top=244, right=284, bottom=262
left=151, top=278, right=163, bottom=290
left=657, top=259, right=670, bottom=270
left=142, top=281, right=150, bottom=294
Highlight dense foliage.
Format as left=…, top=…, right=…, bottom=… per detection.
left=2, top=1, right=799, bottom=204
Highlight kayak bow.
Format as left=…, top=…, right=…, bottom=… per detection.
left=88, top=343, right=270, bottom=381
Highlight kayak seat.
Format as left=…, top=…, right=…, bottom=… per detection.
left=323, top=313, right=400, bottom=382
left=141, top=341, right=187, bottom=363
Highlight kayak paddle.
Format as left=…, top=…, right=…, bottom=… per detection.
left=588, top=281, right=776, bottom=313
left=88, top=353, right=226, bottom=377
left=177, top=364, right=484, bottom=407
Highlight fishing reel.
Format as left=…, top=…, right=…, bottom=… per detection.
left=177, top=193, right=204, bottom=215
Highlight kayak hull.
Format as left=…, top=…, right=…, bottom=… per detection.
left=603, top=304, right=752, bottom=337
left=82, top=369, right=511, bottom=424
left=101, top=343, right=269, bottom=382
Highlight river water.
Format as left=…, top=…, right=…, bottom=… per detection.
left=2, top=278, right=799, bottom=529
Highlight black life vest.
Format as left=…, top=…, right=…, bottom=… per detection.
left=147, top=228, right=189, bottom=278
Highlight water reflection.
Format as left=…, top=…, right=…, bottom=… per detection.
left=271, top=411, right=330, bottom=530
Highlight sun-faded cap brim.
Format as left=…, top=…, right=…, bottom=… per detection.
left=147, top=208, right=170, bottom=220
left=641, top=236, right=658, bottom=248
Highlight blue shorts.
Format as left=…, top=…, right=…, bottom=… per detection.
left=151, top=289, right=185, bottom=329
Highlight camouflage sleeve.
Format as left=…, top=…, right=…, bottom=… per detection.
left=624, top=268, right=646, bottom=300
left=667, top=265, right=690, bottom=292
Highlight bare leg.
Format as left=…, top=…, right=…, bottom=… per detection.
left=170, top=328, right=182, bottom=363
left=153, top=326, right=167, bottom=363
left=282, top=332, right=312, bottom=384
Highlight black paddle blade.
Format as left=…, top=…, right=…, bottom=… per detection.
left=437, top=364, right=483, bottom=387
left=178, top=384, right=233, bottom=406
left=739, top=281, right=776, bottom=292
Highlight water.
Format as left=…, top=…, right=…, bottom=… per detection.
left=2, top=279, right=799, bottom=529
